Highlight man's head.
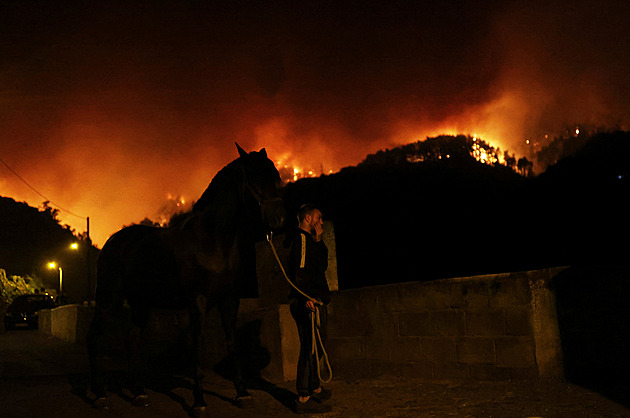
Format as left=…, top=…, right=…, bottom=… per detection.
left=298, top=204, right=323, bottom=234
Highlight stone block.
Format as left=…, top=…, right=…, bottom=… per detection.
left=330, top=358, right=373, bottom=380
left=465, top=310, right=506, bottom=336
left=398, top=310, right=465, bottom=337
left=327, top=337, right=365, bottom=360
left=365, top=312, right=399, bottom=338
left=398, top=311, right=433, bottom=336
left=388, top=337, right=423, bottom=362
left=365, top=338, right=392, bottom=361
left=505, top=308, right=532, bottom=336
left=424, top=282, right=466, bottom=309
left=401, top=361, right=434, bottom=379
left=432, top=310, right=465, bottom=336
left=396, top=281, right=465, bottom=311
left=322, top=221, right=339, bottom=292
left=469, top=364, right=511, bottom=380
left=328, top=292, right=364, bottom=319
left=495, top=337, right=536, bottom=368
left=369, top=360, right=403, bottom=377
left=360, top=285, right=400, bottom=313
left=489, top=274, right=532, bottom=308
left=38, top=309, right=52, bottom=335
left=456, top=337, right=496, bottom=364
left=391, top=283, right=429, bottom=312
left=508, top=366, right=539, bottom=380
left=433, top=363, right=469, bottom=379
left=461, top=280, right=491, bottom=309
left=274, top=304, right=300, bottom=381
left=328, top=312, right=372, bottom=337
left=50, top=305, right=79, bottom=343
left=530, top=271, right=564, bottom=379
left=421, top=337, right=457, bottom=364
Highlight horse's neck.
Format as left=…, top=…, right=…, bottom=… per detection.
left=177, top=184, right=244, bottom=243
left=193, top=161, right=240, bottom=212
left=169, top=162, right=250, bottom=254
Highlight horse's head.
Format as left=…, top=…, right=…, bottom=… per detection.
left=236, top=143, right=286, bottom=230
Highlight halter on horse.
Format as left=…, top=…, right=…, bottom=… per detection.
left=87, top=144, right=285, bottom=415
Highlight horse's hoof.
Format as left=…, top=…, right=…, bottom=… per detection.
left=236, top=395, right=255, bottom=409
left=192, top=405, right=208, bottom=418
left=93, top=397, right=112, bottom=410
left=132, top=394, right=151, bottom=407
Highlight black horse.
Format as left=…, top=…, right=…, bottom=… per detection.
left=86, top=144, right=285, bottom=416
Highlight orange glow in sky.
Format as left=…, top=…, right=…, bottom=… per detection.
left=1, top=1, right=629, bottom=247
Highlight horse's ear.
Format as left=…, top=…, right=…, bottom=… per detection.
left=259, top=148, right=267, bottom=158
left=235, top=142, right=247, bottom=158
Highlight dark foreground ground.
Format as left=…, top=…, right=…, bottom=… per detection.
left=1, top=330, right=629, bottom=418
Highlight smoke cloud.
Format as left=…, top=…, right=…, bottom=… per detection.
left=1, top=0, right=629, bottom=246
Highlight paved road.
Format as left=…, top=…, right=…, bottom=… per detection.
left=1, top=330, right=629, bottom=417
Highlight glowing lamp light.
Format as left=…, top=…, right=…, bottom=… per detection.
left=70, top=242, right=79, bottom=250
left=47, top=262, right=63, bottom=296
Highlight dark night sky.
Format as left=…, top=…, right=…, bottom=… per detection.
left=1, top=0, right=629, bottom=246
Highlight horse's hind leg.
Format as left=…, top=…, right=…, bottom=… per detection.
left=189, top=296, right=208, bottom=416
left=126, top=307, right=151, bottom=407
left=218, top=296, right=254, bottom=409
left=87, top=309, right=112, bottom=409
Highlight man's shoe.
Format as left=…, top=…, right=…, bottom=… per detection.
left=312, top=387, right=332, bottom=402
left=295, top=397, right=332, bottom=414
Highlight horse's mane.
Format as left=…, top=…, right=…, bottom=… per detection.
left=192, top=158, right=241, bottom=213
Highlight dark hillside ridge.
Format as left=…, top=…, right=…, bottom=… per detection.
left=0, top=197, right=98, bottom=301
left=284, top=132, right=630, bottom=289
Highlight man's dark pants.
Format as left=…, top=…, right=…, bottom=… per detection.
left=290, top=300, right=328, bottom=397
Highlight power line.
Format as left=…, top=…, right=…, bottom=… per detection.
left=0, top=156, right=87, bottom=220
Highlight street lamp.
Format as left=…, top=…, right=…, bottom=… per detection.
left=47, top=262, right=63, bottom=297
left=66, top=239, right=92, bottom=303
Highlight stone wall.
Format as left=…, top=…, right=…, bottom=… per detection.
left=39, top=265, right=574, bottom=383
left=326, top=268, right=566, bottom=381
left=39, top=304, right=94, bottom=343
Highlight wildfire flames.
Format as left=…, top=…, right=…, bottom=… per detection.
left=275, top=158, right=334, bottom=183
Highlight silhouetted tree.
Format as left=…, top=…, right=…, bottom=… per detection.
left=517, top=157, right=534, bottom=176
left=504, top=151, right=516, bottom=171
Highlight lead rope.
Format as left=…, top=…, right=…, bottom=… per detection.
left=266, top=232, right=332, bottom=384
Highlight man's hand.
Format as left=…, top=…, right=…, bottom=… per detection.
left=306, top=299, right=317, bottom=312
left=313, top=222, right=324, bottom=242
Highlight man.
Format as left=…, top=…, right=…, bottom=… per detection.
left=288, top=204, right=332, bottom=414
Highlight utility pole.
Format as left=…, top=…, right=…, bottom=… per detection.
left=86, top=216, right=93, bottom=303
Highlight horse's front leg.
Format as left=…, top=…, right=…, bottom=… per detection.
left=218, top=295, right=254, bottom=409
